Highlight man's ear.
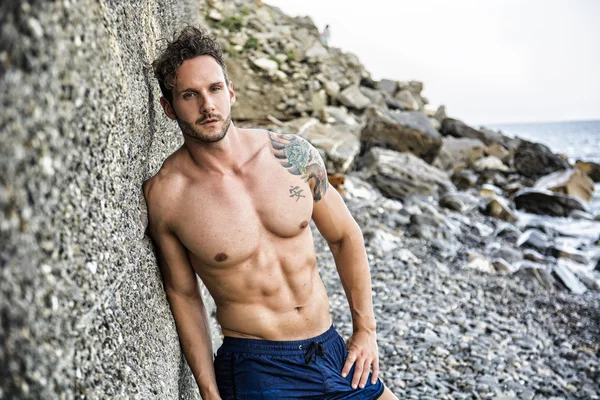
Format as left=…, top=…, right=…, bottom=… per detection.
left=228, top=81, right=236, bottom=105
left=160, top=97, right=177, bottom=120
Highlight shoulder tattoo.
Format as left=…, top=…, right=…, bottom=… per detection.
left=268, top=132, right=328, bottom=202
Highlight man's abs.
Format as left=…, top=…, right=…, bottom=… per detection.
left=192, top=248, right=333, bottom=341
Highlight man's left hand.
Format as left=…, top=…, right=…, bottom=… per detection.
left=341, top=330, right=380, bottom=389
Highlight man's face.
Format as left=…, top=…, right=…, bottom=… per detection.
left=166, top=55, right=235, bottom=143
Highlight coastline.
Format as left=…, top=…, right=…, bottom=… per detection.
left=1, top=0, right=599, bottom=398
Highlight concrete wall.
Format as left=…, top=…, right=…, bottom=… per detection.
left=0, top=1, right=216, bottom=398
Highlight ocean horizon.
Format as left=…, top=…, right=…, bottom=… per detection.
left=482, top=119, right=600, bottom=165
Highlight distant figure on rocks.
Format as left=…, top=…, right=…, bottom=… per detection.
left=145, top=26, right=398, bottom=399
left=321, top=24, right=331, bottom=46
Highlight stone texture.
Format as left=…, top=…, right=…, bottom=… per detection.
left=513, top=140, right=570, bottom=179
left=361, top=107, right=443, bottom=163
left=339, top=85, right=371, bottom=110
left=575, top=160, right=600, bottom=182
left=379, top=79, right=397, bottom=96
left=534, top=168, right=595, bottom=203
left=0, top=1, right=212, bottom=398
left=295, top=120, right=360, bottom=173
left=361, top=147, right=454, bottom=200
left=514, top=189, right=589, bottom=217
left=393, top=89, right=419, bottom=111
left=473, top=156, right=509, bottom=172
left=441, top=118, right=492, bottom=145
left=436, top=137, right=486, bottom=170
left=485, top=143, right=511, bottom=161
left=484, top=197, right=517, bottom=222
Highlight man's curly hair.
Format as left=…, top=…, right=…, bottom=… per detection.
left=152, top=26, right=228, bottom=105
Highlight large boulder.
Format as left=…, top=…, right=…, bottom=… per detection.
left=575, top=160, right=600, bottom=182
left=434, top=137, right=486, bottom=171
left=513, top=140, right=570, bottom=179
left=514, top=189, right=588, bottom=217
left=361, top=147, right=455, bottom=200
left=485, top=143, right=511, bottom=161
left=339, top=85, right=371, bottom=110
left=379, top=79, right=397, bottom=96
left=359, top=86, right=387, bottom=109
left=534, top=168, right=594, bottom=203
left=441, top=118, right=495, bottom=145
left=294, top=119, right=360, bottom=173
left=472, top=155, right=510, bottom=172
left=553, top=261, right=588, bottom=294
left=361, top=107, right=443, bottom=163
left=393, top=89, right=420, bottom=111
left=483, top=196, right=517, bottom=222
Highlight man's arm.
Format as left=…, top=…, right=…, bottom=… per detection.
left=144, top=182, right=220, bottom=400
left=306, top=149, right=380, bottom=390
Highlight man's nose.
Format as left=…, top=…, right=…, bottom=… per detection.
left=201, top=95, right=215, bottom=112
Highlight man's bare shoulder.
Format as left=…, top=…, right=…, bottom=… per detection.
left=142, top=149, right=188, bottom=232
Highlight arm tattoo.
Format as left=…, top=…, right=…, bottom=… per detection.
left=268, top=132, right=328, bottom=202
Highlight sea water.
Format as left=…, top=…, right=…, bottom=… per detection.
left=483, top=120, right=600, bottom=266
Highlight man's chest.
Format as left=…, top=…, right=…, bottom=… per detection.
left=173, top=162, right=314, bottom=266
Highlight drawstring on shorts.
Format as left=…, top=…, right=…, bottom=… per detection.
left=302, top=341, right=325, bottom=364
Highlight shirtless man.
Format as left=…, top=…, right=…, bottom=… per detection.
left=144, top=27, right=398, bottom=399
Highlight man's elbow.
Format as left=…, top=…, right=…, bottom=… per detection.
left=327, top=226, right=364, bottom=252
left=165, top=285, right=203, bottom=305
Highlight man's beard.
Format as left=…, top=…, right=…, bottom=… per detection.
left=178, top=112, right=232, bottom=143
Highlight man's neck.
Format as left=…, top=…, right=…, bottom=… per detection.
left=183, top=124, right=245, bottom=175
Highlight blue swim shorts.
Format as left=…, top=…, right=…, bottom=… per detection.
left=214, top=325, right=384, bottom=399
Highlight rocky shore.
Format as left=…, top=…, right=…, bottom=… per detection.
left=1, top=0, right=599, bottom=398
left=212, top=1, right=600, bottom=398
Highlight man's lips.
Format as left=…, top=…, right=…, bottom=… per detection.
left=199, top=118, right=219, bottom=125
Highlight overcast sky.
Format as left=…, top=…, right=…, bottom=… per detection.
left=265, top=0, right=600, bottom=125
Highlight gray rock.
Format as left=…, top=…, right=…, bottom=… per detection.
left=439, top=192, right=480, bottom=213
left=324, top=80, right=341, bottom=98
left=490, top=246, right=523, bottom=264
left=436, top=137, right=486, bottom=171
left=361, top=147, right=454, bottom=200
left=379, top=79, right=397, bottom=96
left=492, top=223, right=523, bottom=243
left=394, top=89, right=419, bottom=111
left=441, top=118, right=495, bottom=145
left=359, top=86, right=387, bottom=108
left=513, top=140, right=570, bottom=179
left=553, top=263, right=587, bottom=294
left=434, top=105, right=447, bottom=123
left=339, top=85, right=371, bottom=110
left=451, top=169, right=479, bottom=190
left=516, top=229, right=552, bottom=253
left=514, top=189, right=588, bottom=217
left=492, top=258, right=517, bottom=274
left=0, top=1, right=207, bottom=398
left=252, top=57, right=279, bottom=73
left=523, top=248, right=548, bottom=263
left=298, top=121, right=360, bottom=173
left=361, top=107, right=443, bottom=163
left=514, top=262, right=555, bottom=288
left=569, top=210, right=595, bottom=220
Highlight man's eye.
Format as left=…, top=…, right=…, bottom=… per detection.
left=211, top=86, right=222, bottom=92
left=183, top=93, right=196, bottom=99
